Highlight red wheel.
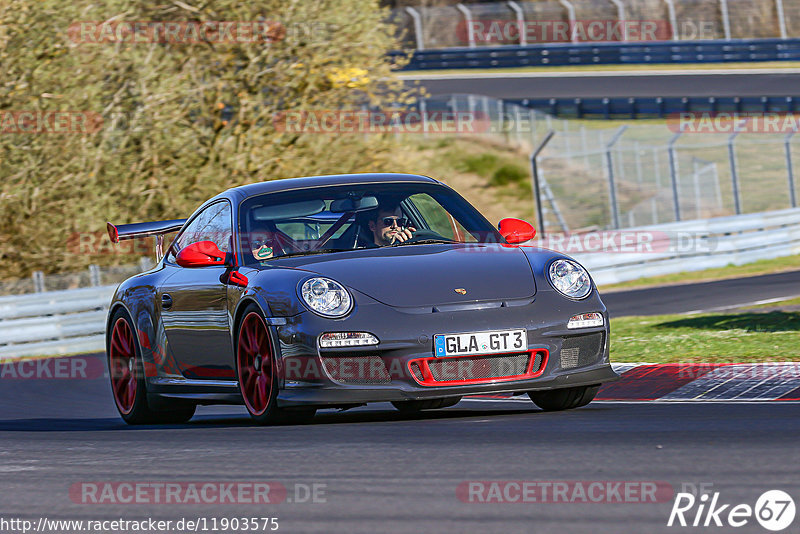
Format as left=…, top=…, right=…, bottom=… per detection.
left=109, top=317, right=138, bottom=414
left=107, top=309, right=196, bottom=425
left=235, top=305, right=315, bottom=425
left=237, top=311, right=274, bottom=416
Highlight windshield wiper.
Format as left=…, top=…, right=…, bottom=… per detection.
left=391, top=239, right=455, bottom=247
left=277, top=248, right=351, bottom=259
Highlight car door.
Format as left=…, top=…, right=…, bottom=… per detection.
left=159, top=200, right=236, bottom=380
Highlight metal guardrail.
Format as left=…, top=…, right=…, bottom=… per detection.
left=573, top=208, right=800, bottom=285
left=0, top=286, right=114, bottom=360
left=395, top=38, right=800, bottom=70
left=0, top=208, right=798, bottom=360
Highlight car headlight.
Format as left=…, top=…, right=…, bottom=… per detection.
left=299, top=277, right=353, bottom=318
left=548, top=259, right=592, bottom=299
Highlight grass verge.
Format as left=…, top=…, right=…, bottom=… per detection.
left=610, top=306, right=800, bottom=363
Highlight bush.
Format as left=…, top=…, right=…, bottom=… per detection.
left=459, top=153, right=499, bottom=177
left=0, top=0, right=413, bottom=278
left=490, top=163, right=528, bottom=186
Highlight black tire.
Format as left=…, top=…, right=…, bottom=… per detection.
left=235, top=304, right=316, bottom=425
left=528, top=385, right=599, bottom=412
left=391, top=396, right=462, bottom=413
left=107, top=308, right=196, bottom=425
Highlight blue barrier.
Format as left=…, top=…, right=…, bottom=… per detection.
left=394, top=38, right=800, bottom=70
left=503, top=96, right=800, bottom=119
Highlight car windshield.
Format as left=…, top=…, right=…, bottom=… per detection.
left=238, top=182, right=502, bottom=265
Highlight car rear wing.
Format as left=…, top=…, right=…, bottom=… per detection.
left=106, top=219, right=187, bottom=261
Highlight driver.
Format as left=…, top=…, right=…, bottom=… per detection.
left=367, top=203, right=417, bottom=246
left=245, top=228, right=275, bottom=263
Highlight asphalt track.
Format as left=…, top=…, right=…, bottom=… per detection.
left=402, top=68, right=800, bottom=99
left=3, top=273, right=800, bottom=533
left=601, top=269, right=800, bottom=316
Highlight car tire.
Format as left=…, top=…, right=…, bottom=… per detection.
left=108, top=308, right=196, bottom=425
left=528, top=385, right=600, bottom=412
left=235, top=304, right=315, bottom=425
left=391, top=397, right=462, bottom=413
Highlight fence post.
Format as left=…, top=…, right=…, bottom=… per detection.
left=692, top=158, right=702, bottom=219
left=32, top=271, right=45, bottom=293
left=605, top=126, right=628, bottom=229
left=776, top=0, right=788, bottom=39
left=404, top=7, right=425, bottom=50
left=456, top=4, right=476, bottom=48
left=785, top=129, right=797, bottom=208
left=507, top=1, right=527, bottom=46
left=668, top=130, right=684, bottom=221
left=609, top=0, right=627, bottom=41
left=530, top=131, right=556, bottom=238
left=663, top=0, right=679, bottom=40
left=719, top=0, right=732, bottom=40
left=728, top=132, right=742, bottom=214
left=420, top=99, right=429, bottom=138
left=558, top=0, right=579, bottom=43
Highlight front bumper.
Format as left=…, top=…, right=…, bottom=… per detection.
left=272, top=288, right=618, bottom=408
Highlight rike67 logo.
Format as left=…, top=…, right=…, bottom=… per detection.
left=668, top=490, right=795, bottom=531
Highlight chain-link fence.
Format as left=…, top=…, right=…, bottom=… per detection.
left=419, top=94, right=800, bottom=234
left=392, top=0, right=794, bottom=49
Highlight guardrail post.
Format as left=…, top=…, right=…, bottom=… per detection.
left=456, top=4, right=476, bottom=48
left=605, top=126, right=628, bottom=229
left=32, top=271, right=45, bottom=293
left=507, top=1, right=527, bottom=46
left=728, top=132, right=742, bottom=214
left=785, top=129, right=797, bottom=208
left=404, top=7, right=425, bottom=51
left=89, top=264, right=101, bottom=287
left=719, top=0, right=732, bottom=40
left=776, top=0, right=788, bottom=39
left=558, top=0, right=579, bottom=43
left=663, top=0, right=679, bottom=40
left=668, top=130, right=684, bottom=221
left=530, top=130, right=555, bottom=238
left=609, top=0, right=627, bottom=41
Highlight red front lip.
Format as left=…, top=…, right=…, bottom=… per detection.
left=407, top=349, right=549, bottom=387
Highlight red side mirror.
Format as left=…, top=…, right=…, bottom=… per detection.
left=176, top=241, right=226, bottom=268
left=498, top=218, right=536, bottom=244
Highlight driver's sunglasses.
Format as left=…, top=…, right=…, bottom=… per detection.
left=381, top=216, right=409, bottom=228
left=250, top=238, right=269, bottom=248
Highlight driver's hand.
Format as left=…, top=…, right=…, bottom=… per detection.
left=390, top=226, right=417, bottom=244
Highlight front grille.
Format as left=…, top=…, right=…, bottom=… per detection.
left=428, top=352, right=536, bottom=382
left=560, top=333, right=604, bottom=369
left=320, top=354, right=392, bottom=384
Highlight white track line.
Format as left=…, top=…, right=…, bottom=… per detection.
left=683, top=293, right=800, bottom=315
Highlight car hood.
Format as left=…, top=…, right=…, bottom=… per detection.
left=270, top=244, right=536, bottom=308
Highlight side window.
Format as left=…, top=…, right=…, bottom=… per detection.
left=168, top=202, right=232, bottom=261
left=407, top=193, right=476, bottom=242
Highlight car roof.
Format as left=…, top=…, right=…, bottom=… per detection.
left=220, top=173, right=442, bottom=202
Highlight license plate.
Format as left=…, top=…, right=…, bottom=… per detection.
left=433, top=329, right=526, bottom=357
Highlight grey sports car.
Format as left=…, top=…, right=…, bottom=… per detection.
left=105, top=173, right=617, bottom=425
